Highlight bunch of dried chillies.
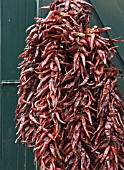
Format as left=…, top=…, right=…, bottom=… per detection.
left=15, top=0, right=124, bottom=169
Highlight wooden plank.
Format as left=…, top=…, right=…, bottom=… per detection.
left=1, top=0, right=36, bottom=169
left=16, top=142, right=25, bottom=170
left=2, top=0, right=19, bottom=80
left=1, top=0, right=36, bottom=81
left=25, top=0, right=36, bottom=27
left=1, top=85, right=36, bottom=170
left=18, top=0, right=26, bottom=55
left=1, top=85, right=21, bottom=170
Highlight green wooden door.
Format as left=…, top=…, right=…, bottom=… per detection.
left=0, top=0, right=124, bottom=170
left=0, top=0, right=36, bottom=169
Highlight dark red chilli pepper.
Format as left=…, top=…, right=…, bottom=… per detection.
left=89, top=33, right=95, bottom=51
left=100, top=145, right=111, bottom=163
left=15, top=0, right=124, bottom=169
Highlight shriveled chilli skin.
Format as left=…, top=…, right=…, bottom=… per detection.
left=81, top=115, right=90, bottom=138
left=100, top=145, right=111, bottom=163
left=15, top=0, right=124, bottom=169
left=92, top=139, right=109, bottom=152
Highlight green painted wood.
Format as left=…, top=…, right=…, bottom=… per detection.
left=1, top=0, right=36, bottom=81
left=2, top=0, right=20, bottom=80
left=1, top=0, right=36, bottom=170
left=1, top=85, right=35, bottom=170
left=1, top=85, right=36, bottom=170
left=25, top=147, right=37, bottom=170
left=1, top=85, right=23, bottom=170
left=18, top=0, right=27, bottom=55
left=25, top=0, right=36, bottom=28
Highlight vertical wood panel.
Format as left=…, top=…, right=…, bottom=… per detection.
left=1, top=0, right=36, bottom=170
left=1, top=86, right=20, bottom=170
left=0, top=0, right=21, bottom=169
left=18, top=0, right=26, bottom=54
left=2, top=0, right=19, bottom=80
